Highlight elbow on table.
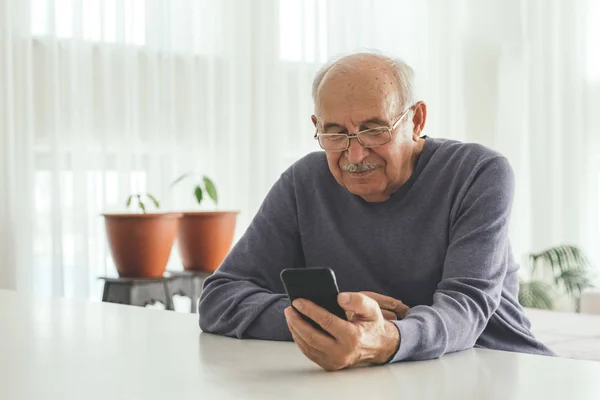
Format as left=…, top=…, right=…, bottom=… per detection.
left=198, top=296, right=216, bottom=333
left=198, top=303, right=243, bottom=339
left=198, top=285, right=224, bottom=334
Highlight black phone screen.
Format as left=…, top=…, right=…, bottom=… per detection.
left=280, top=267, right=347, bottom=333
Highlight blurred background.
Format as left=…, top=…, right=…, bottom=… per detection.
left=1, top=0, right=599, bottom=304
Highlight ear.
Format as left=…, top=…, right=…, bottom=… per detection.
left=411, top=101, right=427, bottom=141
left=311, top=115, right=318, bottom=128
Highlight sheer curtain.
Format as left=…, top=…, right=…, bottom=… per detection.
left=463, top=0, right=600, bottom=269
left=1, top=0, right=296, bottom=298
left=1, top=0, right=599, bottom=298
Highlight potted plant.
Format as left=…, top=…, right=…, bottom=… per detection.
left=170, top=173, right=238, bottom=272
left=518, top=245, right=595, bottom=311
left=102, top=193, right=182, bottom=278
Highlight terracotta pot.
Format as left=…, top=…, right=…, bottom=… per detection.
left=103, top=213, right=182, bottom=278
left=178, top=211, right=239, bottom=272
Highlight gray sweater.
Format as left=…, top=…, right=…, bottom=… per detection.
left=199, top=137, right=554, bottom=362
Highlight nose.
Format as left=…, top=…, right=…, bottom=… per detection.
left=345, top=136, right=369, bottom=164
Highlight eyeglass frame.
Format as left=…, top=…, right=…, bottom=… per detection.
left=313, top=104, right=415, bottom=152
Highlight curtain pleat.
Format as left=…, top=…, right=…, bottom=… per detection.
left=0, top=0, right=599, bottom=297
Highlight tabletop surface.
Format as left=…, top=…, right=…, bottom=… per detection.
left=526, top=307, right=600, bottom=361
left=1, top=289, right=599, bottom=400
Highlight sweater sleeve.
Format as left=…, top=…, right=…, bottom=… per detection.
left=198, top=169, right=302, bottom=341
left=390, top=157, right=514, bottom=361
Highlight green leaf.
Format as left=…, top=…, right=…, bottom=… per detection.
left=194, top=185, right=203, bottom=204
left=126, top=195, right=133, bottom=208
left=170, top=172, right=195, bottom=188
left=146, top=193, right=160, bottom=209
left=203, top=176, right=218, bottom=204
left=554, top=248, right=564, bottom=275
left=526, top=245, right=596, bottom=310
left=556, top=269, right=595, bottom=298
left=138, top=195, right=146, bottom=214
left=530, top=245, right=592, bottom=278
left=518, top=280, right=554, bottom=310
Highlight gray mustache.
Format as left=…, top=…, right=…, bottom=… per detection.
left=342, top=162, right=380, bottom=173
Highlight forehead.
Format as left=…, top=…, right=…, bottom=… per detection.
left=315, top=69, right=399, bottom=123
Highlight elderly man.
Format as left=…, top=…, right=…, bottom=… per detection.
left=199, top=52, right=553, bottom=370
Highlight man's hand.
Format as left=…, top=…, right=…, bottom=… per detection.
left=360, top=291, right=410, bottom=320
left=283, top=292, right=400, bottom=371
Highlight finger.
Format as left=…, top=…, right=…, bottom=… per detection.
left=287, top=318, right=333, bottom=369
left=381, top=309, right=397, bottom=321
left=395, top=304, right=410, bottom=319
left=287, top=307, right=354, bottom=372
left=360, top=291, right=388, bottom=305
left=285, top=305, right=337, bottom=352
left=290, top=324, right=343, bottom=372
left=360, top=291, right=400, bottom=310
left=360, top=291, right=410, bottom=319
left=292, top=299, right=350, bottom=338
left=337, top=292, right=380, bottom=320
left=288, top=321, right=327, bottom=359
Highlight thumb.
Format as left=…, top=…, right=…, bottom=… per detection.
left=338, top=292, right=380, bottom=320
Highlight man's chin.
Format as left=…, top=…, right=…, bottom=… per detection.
left=344, top=182, right=388, bottom=203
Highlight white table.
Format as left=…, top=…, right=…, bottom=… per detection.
left=1, top=290, right=599, bottom=400
left=527, top=308, right=600, bottom=361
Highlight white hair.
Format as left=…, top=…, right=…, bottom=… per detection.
left=312, top=51, right=416, bottom=114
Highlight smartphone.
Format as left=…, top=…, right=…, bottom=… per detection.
left=280, top=267, right=347, bottom=334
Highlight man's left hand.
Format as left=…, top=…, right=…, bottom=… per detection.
left=361, top=291, right=410, bottom=320
left=284, top=292, right=400, bottom=371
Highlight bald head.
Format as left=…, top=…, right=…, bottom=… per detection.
left=310, top=52, right=427, bottom=203
left=312, top=53, right=415, bottom=116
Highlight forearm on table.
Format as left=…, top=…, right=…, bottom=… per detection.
left=389, top=286, right=499, bottom=362
left=199, top=278, right=292, bottom=340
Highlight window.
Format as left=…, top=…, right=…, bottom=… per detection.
left=29, top=0, right=222, bottom=54
left=31, top=0, right=146, bottom=45
left=588, top=0, right=600, bottom=81
left=33, top=168, right=150, bottom=296
left=279, top=0, right=327, bottom=62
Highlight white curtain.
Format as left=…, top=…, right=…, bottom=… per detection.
left=1, top=0, right=599, bottom=298
left=463, top=0, right=600, bottom=269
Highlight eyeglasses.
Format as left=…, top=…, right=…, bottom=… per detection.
left=313, top=105, right=414, bottom=152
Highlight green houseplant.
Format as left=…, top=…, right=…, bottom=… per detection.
left=518, top=245, right=595, bottom=311
left=125, top=192, right=161, bottom=214
left=170, top=174, right=218, bottom=207
left=170, top=173, right=238, bottom=272
left=102, top=192, right=181, bottom=278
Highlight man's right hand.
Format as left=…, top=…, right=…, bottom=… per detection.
left=360, top=292, right=410, bottom=320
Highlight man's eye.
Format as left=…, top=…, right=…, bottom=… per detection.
left=361, top=131, right=383, bottom=137
left=324, top=135, right=346, bottom=141
left=361, top=128, right=387, bottom=137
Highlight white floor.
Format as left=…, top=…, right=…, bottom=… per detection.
left=526, top=308, right=600, bottom=361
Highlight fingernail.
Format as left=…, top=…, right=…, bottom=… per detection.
left=339, top=293, right=350, bottom=304
left=292, top=299, right=303, bottom=310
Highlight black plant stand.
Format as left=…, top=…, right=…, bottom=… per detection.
left=165, top=270, right=212, bottom=313
left=99, top=271, right=212, bottom=312
left=99, top=276, right=176, bottom=310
